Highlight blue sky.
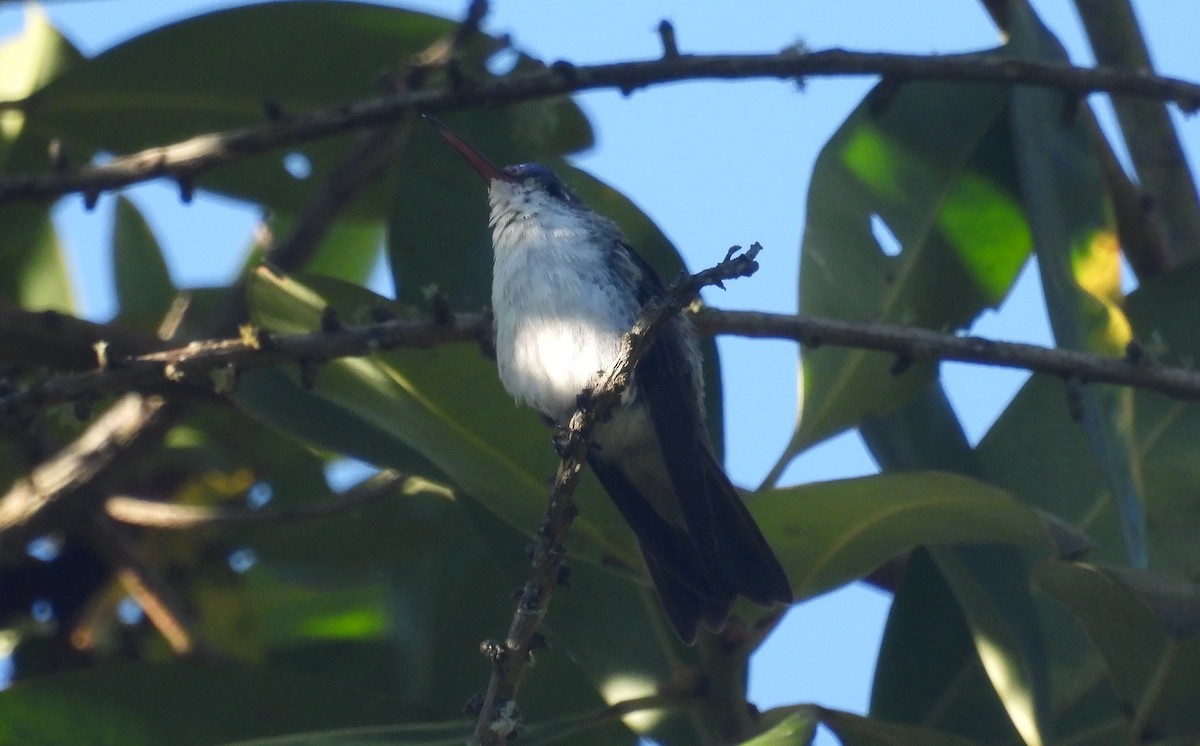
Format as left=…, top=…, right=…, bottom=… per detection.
left=2, top=2, right=1198, bottom=743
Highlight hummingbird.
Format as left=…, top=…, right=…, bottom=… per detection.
left=426, top=116, right=792, bottom=644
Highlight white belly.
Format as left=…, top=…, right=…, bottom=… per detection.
left=492, top=234, right=638, bottom=424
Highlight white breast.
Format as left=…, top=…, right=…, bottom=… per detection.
left=490, top=202, right=639, bottom=425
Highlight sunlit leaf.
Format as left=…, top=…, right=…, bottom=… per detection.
left=1007, top=2, right=1144, bottom=567
left=737, top=708, right=818, bottom=745
left=861, top=385, right=1050, bottom=746
left=872, top=549, right=1028, bottom=743
left=774, top=58, right=1030, bottom=476
left=821, top=705, right=985, bottom=746
left=0, top=4, right=81, bottom=170
left=930, top=547, right=1048, bottom=746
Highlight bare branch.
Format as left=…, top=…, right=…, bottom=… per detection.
left=693, top=309, right=1200, bottom=400
left=0, top=308, right=488, bottom=419
left=105, top=469, right=409, bottom=529
left=13, top=295, right=1200, bottom=425
left=470, top=244, right=761, bottom=745
left=2, top=49, right=1198, bottom=204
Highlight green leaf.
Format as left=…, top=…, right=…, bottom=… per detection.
left=0, top=663, right=409, bottom=746
left=737, top=708, right=819, bottom=745
left=0, top=10, right=82, bottom=314
left=753, top=471, right=1055, bottom=603
left=860, top=380, right=977, bottom=474
left=871, top=549, right=1023, bottom=743
left=860, top=385, right=1050, bottom=746
left=218, top=721, right=470, bottom=746
left=218, top=707, right=636, bottom=746
left=244, top=212, right=385, bottom=286
left=777, top=58, right=1030, bottom=472
left=221, top=485, right=630, bottom=739
left=1035, top=560, right=1200, bottom=740
left=112, top=196, right=176, bottom=331
left=0, top=4, right=82, bottom=171
left=974, top=258, right=1200, bottom=738
left=873, top=549, right=1022, bottom=743
left=820, top=706, right=985, bottom=746
left=1007, top=3, right=1144, bottom=567
left=232, top=366, right=448, bottom=488
left=931, top=547, right=1048, bottom=746
left=0, top=204, right=74, bottom=312
left=977, top=257, right=1200, bottom=577
left=26, top=3, right=590, bottom=218
left=755, top=705, right=989, bottom=746
left=242, top=269, right=640, bottom=570
left=297, top=219, right=383, bottom=285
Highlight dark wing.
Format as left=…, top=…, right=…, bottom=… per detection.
left=587, top=456, right=733, bottom=643
left=618, top=243, right=793, bottom=608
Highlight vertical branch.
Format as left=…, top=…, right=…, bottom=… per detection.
left=470, top=247, right=761, bottom=745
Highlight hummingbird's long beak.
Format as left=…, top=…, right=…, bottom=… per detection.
left=423, top=114, right=517, bottom=185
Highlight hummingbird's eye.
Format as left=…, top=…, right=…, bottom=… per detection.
left=543, top=181, right=568, bottom=202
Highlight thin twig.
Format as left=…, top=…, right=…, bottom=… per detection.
left=85, top=513, right=212, bottom=657
left=105, top=469, right=408, bottom=529
left=2, top=49, right=1198, bottom=204
left=470, top=244, right=762, bottom=745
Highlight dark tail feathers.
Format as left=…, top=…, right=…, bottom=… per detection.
left=589, top=451, right=792, bottom=644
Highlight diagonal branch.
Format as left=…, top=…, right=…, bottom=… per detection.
left=2, top=49, right=1198, bottom=204
left=85, top=512, right=212, bottom=657
left=0, top=394, right=172, bottom=564
left=470, top=244, right=762, bottom=745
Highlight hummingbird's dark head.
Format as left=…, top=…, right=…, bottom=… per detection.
left=424, top=115, right=584, bottom=208
left=424, top=114, right=615, bottom=251
left=502, top=164, right=584, bottom=208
